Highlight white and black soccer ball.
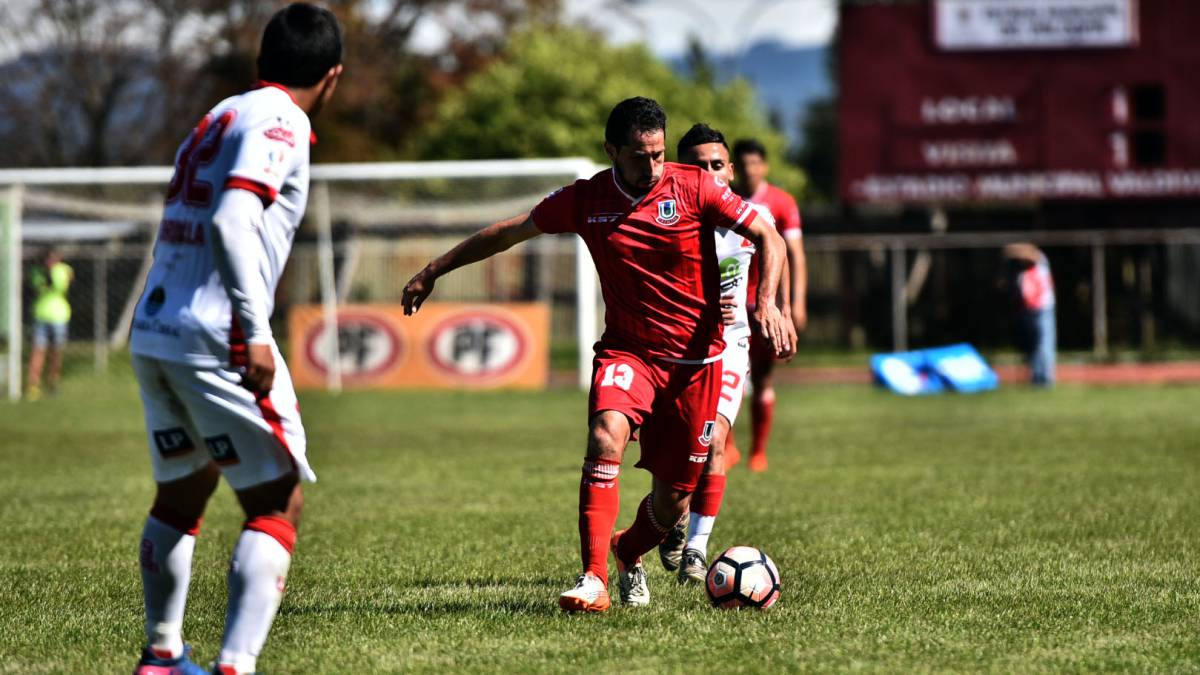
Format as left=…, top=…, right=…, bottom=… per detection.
left=705, top=546, right=781, bottom=610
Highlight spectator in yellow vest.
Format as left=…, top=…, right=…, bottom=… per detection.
left=27, top=248, right=73, bottom=399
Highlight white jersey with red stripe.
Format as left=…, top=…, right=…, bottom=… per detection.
left=714, top=223, right=756, bottom=345
left=130, top=84, right=311, bottom=368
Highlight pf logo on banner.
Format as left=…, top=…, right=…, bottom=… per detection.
left=428, top=310, right=528, bottom=381
left=306, top=314, right=403, bottom=381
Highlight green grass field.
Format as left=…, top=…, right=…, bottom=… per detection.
left=1, top=367, right=1199, bottom=673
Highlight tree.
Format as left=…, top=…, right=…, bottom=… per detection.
left=414, top=25, right=805, bottom=197
left=0, top=0, right=561, bottom=167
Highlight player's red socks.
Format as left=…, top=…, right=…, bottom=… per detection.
left=750, top=388, right=776, bottom=472
left=615, top=493, right=671, bottom=567
left=579, top=459, right=621, bottom=584
left=691, top=473, right=727, bottom=518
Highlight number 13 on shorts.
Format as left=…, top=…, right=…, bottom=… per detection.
left=600, top=363, right=634, bottom=390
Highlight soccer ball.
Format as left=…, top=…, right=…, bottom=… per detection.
left=705, top=546, right=781, bottom=610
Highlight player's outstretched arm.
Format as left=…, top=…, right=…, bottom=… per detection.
left=211, top=188, right=276, bottom=395
left=402, top=212, right=541, bottom=315
left=741, top=211, right=789, bottom=356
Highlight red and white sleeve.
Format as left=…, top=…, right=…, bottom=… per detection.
left=699, top=173, right=756, bottom=233
left=224, top=110, right=307, bottom=207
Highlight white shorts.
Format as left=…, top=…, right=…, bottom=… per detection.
left=132, top=348, right=314, bottom=490
left=717, top=336, right=750, bottom=426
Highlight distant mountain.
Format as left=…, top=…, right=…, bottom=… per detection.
left=669, top=42, right=833, bottom=143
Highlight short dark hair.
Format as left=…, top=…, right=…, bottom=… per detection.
left=733, top=138, right=768, bottom=161
left=257, top=3, right=342, bottom=88
left=676, top=123, right=727, bottom=157
left=605, top=97, right=667, bottom=148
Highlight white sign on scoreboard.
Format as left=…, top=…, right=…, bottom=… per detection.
left=935, top=0, right=1138, bottom=50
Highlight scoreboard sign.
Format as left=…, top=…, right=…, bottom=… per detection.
left=289, top=303, right=549, bottom=390
left=935, top=0, right=1138, bottom=51
left=839, top=0, right=1200, bottom=204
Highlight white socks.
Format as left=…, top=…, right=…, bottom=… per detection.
left=140, top=515, right=196, bottom=660
left=686, top=512, right=716, bottom=554
left=217, top=529, right=293, bottom=674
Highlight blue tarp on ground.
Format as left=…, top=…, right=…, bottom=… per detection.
left=871, top=343, right=999, bottom=395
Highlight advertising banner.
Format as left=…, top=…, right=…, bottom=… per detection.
left=935, top=0, right=1138, bottom=51
left=288, top=303, right=549, bottom=390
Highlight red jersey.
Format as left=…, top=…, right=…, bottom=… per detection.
left=532, top=163, right=756, bottom=362
left=744, top=182, right=802, bottom=301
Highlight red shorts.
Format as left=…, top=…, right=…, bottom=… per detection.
left=589, top=346, right=722, bottom=492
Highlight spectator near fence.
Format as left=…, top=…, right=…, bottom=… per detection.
left=26, top=248, right=73, bottom=399
left=1004, top=243, right=1056, bottom=387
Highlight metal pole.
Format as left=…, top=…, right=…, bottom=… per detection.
left=890, top=242, right=907, bottom=352
left=574, top=164, right=603, bottom=390
left=1139, top=249, right=1154, bottom=350
left=1092, top=240, right=1108, bottom=358
left=575, top=235, right=596, bottom=389
left=94, top=248, right=108, bottom=372
left=313, top=180, right=342, bottom=393
left=6, top=185, right=22, bottom=401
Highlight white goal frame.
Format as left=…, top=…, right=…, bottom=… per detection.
left=0, top=158, right=605, bottom=399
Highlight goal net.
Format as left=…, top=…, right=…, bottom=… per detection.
left=0, top=159, right=605, bottom=399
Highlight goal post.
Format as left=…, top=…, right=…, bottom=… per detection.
left=0, top=158, right=605, bottom=397
left=1, top=186, right=22, bottom=401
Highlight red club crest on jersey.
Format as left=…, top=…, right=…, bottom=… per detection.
left=264, top=126, right=296, bottom=147
left=656, top=198, right=680, bottom=225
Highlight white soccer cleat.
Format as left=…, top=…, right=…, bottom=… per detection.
left=558, top=572, right=611, bottom=613
left=617, top=561, right=650, bottom=607
left=657, top=516, right=688, bottom=572
left=678, top=547, right=707, bottom=584
left=611, top=529, right=650, bottom=607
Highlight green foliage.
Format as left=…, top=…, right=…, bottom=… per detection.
left=416, top=26, right=806, bottom=197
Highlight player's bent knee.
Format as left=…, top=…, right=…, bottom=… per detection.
left=235, top=471, right=303, bottom=527
left=710, top=422, right=730, bottom=457
left=587, top=411, right=631, bottom=461
left=151, top=462, right=220, bottom=525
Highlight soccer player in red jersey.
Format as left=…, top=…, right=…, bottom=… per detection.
left=401, top=97, right=788, bottom=611
left=732, top=138, right=807, bottom=472
left=657, top=124, right=797, bottom=581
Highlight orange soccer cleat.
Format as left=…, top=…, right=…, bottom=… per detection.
left=748, top=452, right=768, bottom=473
left=558, top=571, right=611, bottom=613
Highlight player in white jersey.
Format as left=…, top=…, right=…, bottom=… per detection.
left=129, top=5, right=342, bottom=675
left=658, top=124, right=797, bottom=581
